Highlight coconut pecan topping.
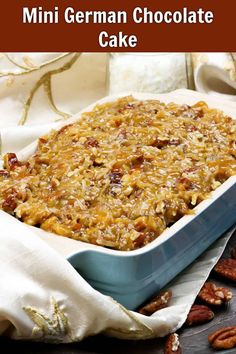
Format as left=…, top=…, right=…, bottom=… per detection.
left=0, top=96, right=235, bottom=250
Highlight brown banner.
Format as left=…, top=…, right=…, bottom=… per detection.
left=0, top=0, right=235, bottom=51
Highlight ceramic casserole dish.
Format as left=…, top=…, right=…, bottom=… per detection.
left=5, top=89, right=236, bottom=310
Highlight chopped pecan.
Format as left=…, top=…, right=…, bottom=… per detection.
left=4, top=153, right=21, bottom=170
left=195, top=108, right=204, bottom=118
left=208, top=326, right=236, bottom=350
left=126, top=103, right=135, bottom=109
left=38, top=137, right=48, bottom=144
left=72, top=222, right=83, bottom=231
left=110, top=184, right=122, bottom=196
left=152, top=138, right=181, bottom=149
left=214, top=258, right=236, bottom=281
left=91, top=157, right=104, bottom=167
left=111, top=162, right=123, bottom=172
left=117, top=129, right=127, bottom=140
left=138, top=290, right=172, bottom=316
left=130, top=155, right=144, bottom=170
left=182, top=106, right=204, bottom=119
left=118, top=103, right=135, bottom=113
left=151, top=108, right=158, bottom=114
left=56, top=125, right=73, bottom=139
left=214, top=170, right=228, bottom=183
left=226, top=116, right=233, bottom=123
left=133, top=232, right=146, bottom=248
left=0, top=170, right=9, bottom=178
left=184, top=166, right=198, bottom=174
left=51, top=178, right=60, bottom=189
left=134, top=231, right=155, bottom=248
left=85, top=137, right=99, bottom=148
left=180, top=104, right=191, bottom=111
left=2, top=193, right=17, bottom=212
left=151, top=138, right=169, bottom=148
left=164, top=333, right=181, bottom=354
left=134, top=216, right=148, bottom=231
left=198, top=282, right=232, bottom=305
left=186, top=304, right=214, bottom=326
left=114, top=118, right=122, bottom=127
left=84, top=200, right=92, bottom=208
left=177, top=177, right=195, bottom=190
left=169, top=138, right=181, bottom=146
left=229, top=139, right=236, bottom=157
left=108, top=171, right=122, bottom=184
left=56, top=124, right=73, bottom=136
left=231, top=247, right=236, bottom=260
left=229, top=139, right=236, bottom=149
left=186, top=124, right=197, bottom=132
left=182, top=108, right=197, bottom=119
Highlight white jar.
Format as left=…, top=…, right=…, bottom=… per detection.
left=108, top=53, right=193, bottom=95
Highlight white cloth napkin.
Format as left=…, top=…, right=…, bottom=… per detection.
left=0, top=53, right=235, bottom=342
left=0, top=53, right=107, bottom=126
left=0, top=211, right=234, bottom=342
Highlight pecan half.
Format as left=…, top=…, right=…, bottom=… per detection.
left=208, top=326, right=236, bottom=349
left=231, top=247, right=236, bottom=260
left=214, top=258, right=236, bottom=281
left=138, top=290, right=172, bottom=316
left=164, top=333, right=181, bottom=354
left=186, top=304, right=214, bottom=326
left=198, top=282, right=232, bottom=305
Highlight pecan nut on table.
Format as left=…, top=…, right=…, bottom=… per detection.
left=214, top=258, right=236, bottom=282
left=198, top=282, right=232, bottom=305
left=208, top=327, right=236, bottom=350
left=137, top=247, right=236, bottom=352
left=138, top=290, right=172, bottom=316
left=186, top=305, right=214, bottom=326
left=164, top=333, right=181, bottom=354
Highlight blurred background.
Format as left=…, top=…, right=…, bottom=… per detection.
left=0, top=52, right=235, bottom=129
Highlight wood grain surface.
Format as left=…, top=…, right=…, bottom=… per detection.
left=1, top=229, right=236, bottom=354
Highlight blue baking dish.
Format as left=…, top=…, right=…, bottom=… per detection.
left=15, top=90, right=236, bottom=310
left=68, top=177, right=236, bottom=310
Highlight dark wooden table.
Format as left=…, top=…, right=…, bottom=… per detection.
left=1, top=230, right=236, bottom=354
